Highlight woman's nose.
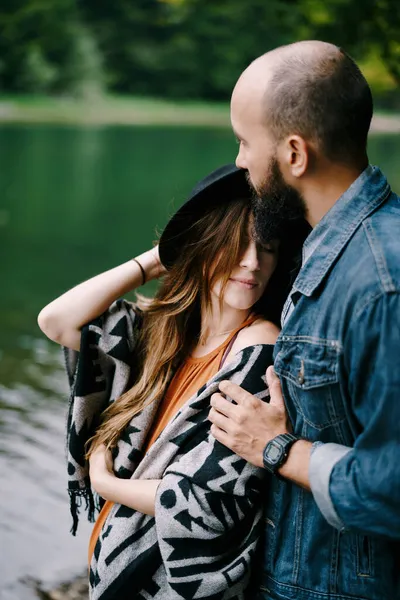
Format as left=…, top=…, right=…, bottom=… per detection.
left=240, top=241, right=260, bottom=271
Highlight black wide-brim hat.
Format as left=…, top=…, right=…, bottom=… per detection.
left=159, top=164, right=251, bottom=269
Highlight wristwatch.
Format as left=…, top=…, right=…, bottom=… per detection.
left=262, top=433, right=299, bottom=476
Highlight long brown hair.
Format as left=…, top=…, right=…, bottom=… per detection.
left=86, top=198, right=303, bottom=456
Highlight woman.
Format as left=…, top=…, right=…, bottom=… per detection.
left=38, top=165, right=306, bottom=599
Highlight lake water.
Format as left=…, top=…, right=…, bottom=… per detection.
left=0, top=124, right=399, bottom=599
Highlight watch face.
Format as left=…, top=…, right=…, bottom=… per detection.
left=263, top=434, right=298, bottom=473
left=268, top=443, right=282, bottom=462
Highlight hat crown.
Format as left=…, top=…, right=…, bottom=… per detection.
left=189, top=164, right=242, bottom=199
left=159, top=164, right=250, bottom=269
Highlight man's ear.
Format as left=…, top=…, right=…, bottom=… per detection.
left=281, top=135, right=309, bottom=178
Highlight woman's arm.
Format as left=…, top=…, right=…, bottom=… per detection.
left=89, top=444, right=160, bottom=516
left=38, top=247, right=164, bottom=351
left=97, top=477, right=160, bottom=517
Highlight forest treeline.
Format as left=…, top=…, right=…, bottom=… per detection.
left=1, top=0, right=399, bottom=106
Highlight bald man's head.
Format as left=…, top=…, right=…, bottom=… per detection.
left=233, top=41, right=372, bottom=166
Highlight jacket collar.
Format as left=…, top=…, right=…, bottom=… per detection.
left=293, top=165, right=391, bottom=297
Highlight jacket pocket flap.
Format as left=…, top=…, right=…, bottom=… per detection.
left=274, top=336, right=340, bottom=390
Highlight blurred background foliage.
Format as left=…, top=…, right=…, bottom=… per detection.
left=1, top=0, right=399, bottom=107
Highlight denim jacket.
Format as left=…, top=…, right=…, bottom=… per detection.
left=260, top=166, right=400, bottom=600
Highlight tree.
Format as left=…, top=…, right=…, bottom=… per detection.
left=1, top=0, right=398, bottom=101
left=301, top=0, right=400, bottom=86
left=0, top=0, right=104, bottom=96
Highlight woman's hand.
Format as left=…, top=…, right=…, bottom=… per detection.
left=137, top=245, right=167, bottom=282
left=89, top=444, right=115, bottom=495
left=89, top=444, right=161, bottom=514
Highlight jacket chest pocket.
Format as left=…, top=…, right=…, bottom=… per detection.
left=274, top=336, right=344, bottom=430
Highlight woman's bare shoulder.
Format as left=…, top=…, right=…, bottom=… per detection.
left=225, top=319, right=280, bottom=364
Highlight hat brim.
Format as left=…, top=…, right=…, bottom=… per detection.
left=159, top=165, right=251, bottom=269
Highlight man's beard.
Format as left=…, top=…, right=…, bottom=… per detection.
left=248, top=156, right=307, bottom=243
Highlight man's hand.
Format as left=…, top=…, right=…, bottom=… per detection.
left=208, top=366, right=291, bottom=468
left=209, top=366, right=312, bottom=488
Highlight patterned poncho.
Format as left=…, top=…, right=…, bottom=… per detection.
left=64, top=300, right=273, bottom=600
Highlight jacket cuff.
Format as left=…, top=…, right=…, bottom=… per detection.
left=309, top=442, right=352, bottom=530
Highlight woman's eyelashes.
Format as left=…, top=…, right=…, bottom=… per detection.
left=238, top=236, right=277, bottom=257
left=258, top=243, right=276, bottom=254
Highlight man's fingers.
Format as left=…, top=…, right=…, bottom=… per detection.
left=210, top=392, right=235, bottom=416
left=208, top=407, right=231, bottom=432
left=266, top=365, right=279, bottom=386
left=266, top=366, right=285, bottom=409
left=219, top=380, right=259, bottom=407
left=210, top=423, right=232, bottom=449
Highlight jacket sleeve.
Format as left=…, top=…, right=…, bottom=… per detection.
left=154, top=344, right=273, bottom=598
left=309, top=293, right=400, bottom=539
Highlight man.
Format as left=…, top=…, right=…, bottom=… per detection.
left=209, top=41, right=400, bottom=600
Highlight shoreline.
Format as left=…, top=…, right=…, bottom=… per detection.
left=33, top=574, right=88, bottom=600
left=0, top=95, right=400, bottom=133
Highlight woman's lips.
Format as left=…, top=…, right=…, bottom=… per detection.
left=229, top=278, right=258, bottom=289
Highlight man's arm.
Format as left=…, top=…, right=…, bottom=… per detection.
left=309, top=292, right=400, bottom=538
left=209, top=292, right=400, bottom=539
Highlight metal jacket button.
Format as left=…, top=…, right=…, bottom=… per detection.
left=298, top=359, right=305, bottom=384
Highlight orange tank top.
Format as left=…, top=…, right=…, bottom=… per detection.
left=88, top=314, right=258, bottom=563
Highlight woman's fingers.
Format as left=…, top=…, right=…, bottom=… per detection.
left=152, top=245, right=167, bottom=277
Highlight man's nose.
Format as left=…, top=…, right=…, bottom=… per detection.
left=235, top=146, right=246, bottom=170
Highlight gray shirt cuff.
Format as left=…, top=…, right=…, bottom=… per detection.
left=309, top=442, right=352, bottom=530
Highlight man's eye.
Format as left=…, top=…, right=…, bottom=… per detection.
left=235, top=136, right=247, bottom=147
